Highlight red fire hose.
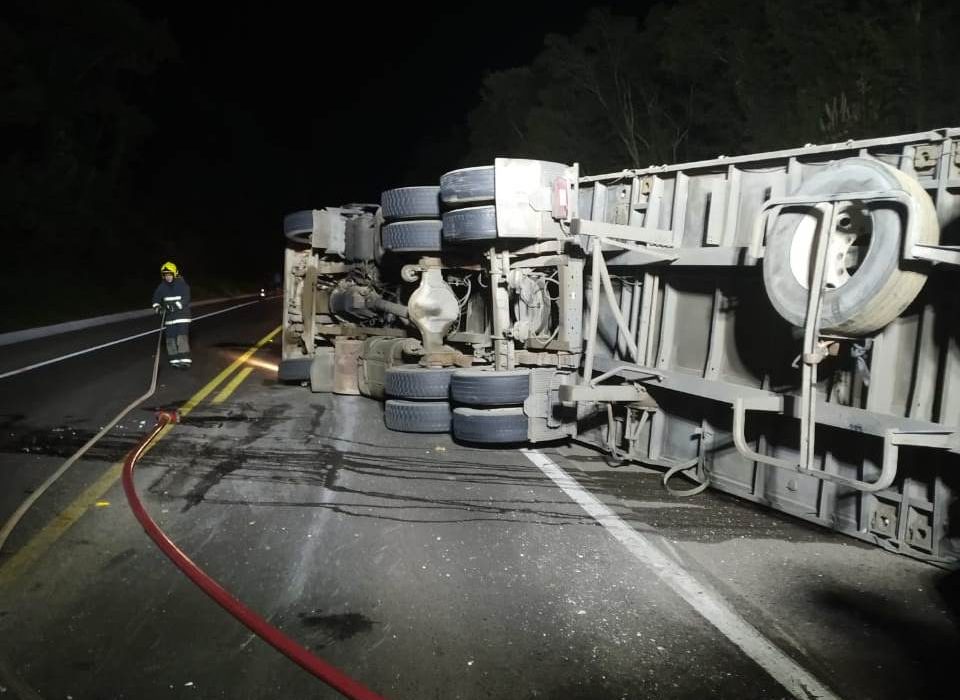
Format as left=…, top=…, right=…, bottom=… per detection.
left=122, top=411, right=386, bottom=700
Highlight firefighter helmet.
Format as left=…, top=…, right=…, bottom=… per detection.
left=160, top=261, right=179, bottom=276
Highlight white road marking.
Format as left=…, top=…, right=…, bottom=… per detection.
left=521, top=448, right=842, bottom=700
left=0, top=300, right=261, bottom=380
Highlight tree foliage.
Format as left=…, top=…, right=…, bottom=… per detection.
left=465, top=0, right=960, bottom=174
left=1, top=1, right=175, bottom=236
left=1, top=1, right=177, bottom=326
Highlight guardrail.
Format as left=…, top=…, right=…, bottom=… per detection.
left=0, top=294, right=263, bottom=348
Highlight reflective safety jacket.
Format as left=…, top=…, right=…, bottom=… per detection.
left=152, top=276, right=191, bottom=327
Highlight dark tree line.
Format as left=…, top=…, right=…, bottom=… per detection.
left=1, top=1, right=178, bottom=327
left=462, top=0, right=960, bottom=175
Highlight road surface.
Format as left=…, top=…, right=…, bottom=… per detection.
left=0, top=297, right=957, bottom=699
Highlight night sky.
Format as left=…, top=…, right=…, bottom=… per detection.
left=5, top=0, right=956, bottom=326
left=0, top=0, right=655, bottom=326
left=133, top=2, right=648, bottom=241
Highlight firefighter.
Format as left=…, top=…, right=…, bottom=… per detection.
left=152, top=261, right=192, bottom=369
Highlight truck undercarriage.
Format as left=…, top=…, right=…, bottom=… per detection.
left=281, top=128, right=960, bottom=565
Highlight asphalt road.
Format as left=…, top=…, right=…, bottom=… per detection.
left=0, top=297, right=275, bottom=554
left=0, top=298, right=957, bottom=700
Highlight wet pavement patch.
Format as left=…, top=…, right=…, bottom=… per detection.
left=0, top=425, right=137, bottom=461
left=141, top=401, right=188, bottom=413
left=145, top=433, right=597, bottom=526
left=297, top=611, right=375, bottom=648
left=181, top=456, right=248, bottom=511
left=103, top=548, right=138, bottom=570
left=178, top=414, right=252, bottom=425
left=0, top=413, right=25, bottom=430
left=308, top=405, right=326, bottom=435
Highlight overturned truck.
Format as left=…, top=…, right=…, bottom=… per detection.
left=280, top=128, right=960, bottom=565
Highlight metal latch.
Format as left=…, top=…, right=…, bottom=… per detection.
left=913, top=145, right=938, bottom=171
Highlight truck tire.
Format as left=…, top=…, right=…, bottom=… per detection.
left=385, top=366, right=455, bottom=400
left=278, top=357, right=311, bottom=382
left=442, top=205, right=497, bottom=243
left=384, top=400, right=452, bottom=433
left=283, top=210, right=312, bottom=235
left=283, top=210, right=314, bottom=244
left=382, top=220, right=443, bottom=252
left=762, top=158, right=938, bottom=335
left=381, top=186, right=441, bottom=220
left=452, top=407, right=528, bottom=444
left=440, top=166, right=495, bottom=205
left=450, top=368, right=530, bottom=406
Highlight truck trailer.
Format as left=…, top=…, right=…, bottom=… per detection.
left=280, top=128, right=960, bottom=565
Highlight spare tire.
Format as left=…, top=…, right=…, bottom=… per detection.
left=440, top=166, right=495, bottom=206
left=762, top=158, right=938, bottom=335
left=381, top=187, right=441, bottom=220
left=452, top=407, right=528, bottom=444
left=384, top=400, right=452, bottom=433
left=385, top=366, right=455, bottom=400
left=442, top=205, right=498, bottom=243
left=450, top=368, right=530, bottom=406
left=382, top=220, right=443, bottom=253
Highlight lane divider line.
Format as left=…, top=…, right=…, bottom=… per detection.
left=0, top=300, right=265, bottom=381
left=176, top=326, right=280, bottom=417
left=0, top=462, right=124, bottom=585
left=213, top=366, right=254, bottom=405
left=0, top=326, right=281, bottom=586
left=521, top=448, right=842, bottom=700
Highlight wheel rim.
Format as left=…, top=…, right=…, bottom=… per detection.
left=787, top=202, right=872, bottom=291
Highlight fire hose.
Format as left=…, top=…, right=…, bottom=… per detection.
left=122, top=410, right=385, bottom=700
left=1, top=307, right=385, bottom=698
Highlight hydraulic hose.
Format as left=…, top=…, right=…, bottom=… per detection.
left=122, top=412, right=386, bottom=700
left=0, top=313, right=167, bottom=553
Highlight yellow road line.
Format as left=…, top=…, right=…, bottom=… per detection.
left=0, top=463, right=122, bottom=584
left=177, top=326, right=281, bottom=419
left=212, top=366, right=254, bottom=405
left=0, top=325, right=281, bottom=586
